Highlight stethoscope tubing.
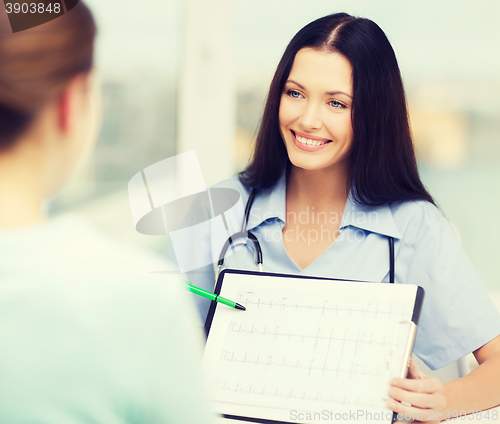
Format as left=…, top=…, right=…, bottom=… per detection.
left=215, top=189, right=261, bottom=283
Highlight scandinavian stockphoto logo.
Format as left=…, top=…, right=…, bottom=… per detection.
left=128, top=151, right=244, bottom=273
left=3, top=0, right=79, bottom=33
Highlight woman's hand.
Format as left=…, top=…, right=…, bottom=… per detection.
left=386, top=359, right=447, bottom=423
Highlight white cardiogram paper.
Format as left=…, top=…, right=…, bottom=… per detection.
left=203, top=273, right=419, bottom=423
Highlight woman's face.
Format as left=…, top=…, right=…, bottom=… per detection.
left=279, top=48, right=354, bottom=174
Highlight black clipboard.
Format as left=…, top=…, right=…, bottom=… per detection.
left=204, top=269, right=424, bottom=424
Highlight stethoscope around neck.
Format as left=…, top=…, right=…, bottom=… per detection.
left=214, top=188, right=395, bottom=286
left=215, top=189, right=262, bottom=284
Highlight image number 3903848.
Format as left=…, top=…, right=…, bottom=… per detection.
left=3, top=0, right=79, bottom=32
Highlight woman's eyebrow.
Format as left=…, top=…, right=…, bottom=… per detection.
left=326, top=90, right=352, bottom=99
left=286, top=79, right=306, bottom=90
left=286, top=79, right=352, bottom=99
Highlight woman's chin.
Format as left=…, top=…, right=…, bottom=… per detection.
left=285, top=148, right=324, bottom=169
left=288, top=157, right=331, bottom=172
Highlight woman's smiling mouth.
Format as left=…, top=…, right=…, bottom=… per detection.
left=291, top=130, right=332, bottom=151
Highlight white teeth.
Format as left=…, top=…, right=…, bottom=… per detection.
left=295, top=134, right=328, bottom=146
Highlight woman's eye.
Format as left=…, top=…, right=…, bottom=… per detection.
left=287, top=90, right=302, bottom=99
left=329, top=100, right=345, bottom=108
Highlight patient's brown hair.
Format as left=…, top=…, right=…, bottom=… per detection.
left=0, top=2, right=96, bottom=150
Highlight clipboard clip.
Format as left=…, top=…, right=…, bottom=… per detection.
left=386, top=320, right=418, bottom=379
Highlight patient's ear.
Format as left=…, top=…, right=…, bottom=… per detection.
left=55, top=74, right=89, bottom=135
left=57, top=87, right=71, bottom=133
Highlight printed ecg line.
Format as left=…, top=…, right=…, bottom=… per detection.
left=218, top=350, right=385, bottom=378
left=236, top=294, right=408, bottom=320
left=227, top=322, right=389, bottom=346
left=212, top=378, right=377, bottom=408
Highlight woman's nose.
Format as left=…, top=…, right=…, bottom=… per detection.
left=297, top=102, right=322, bottom=130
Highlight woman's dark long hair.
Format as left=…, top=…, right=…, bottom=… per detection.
left=239, top=13, right=435, bottom=206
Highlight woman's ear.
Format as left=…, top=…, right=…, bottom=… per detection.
left=57, top=86, right=71, bottom=133
left=55, top=73, right=90, bottom=135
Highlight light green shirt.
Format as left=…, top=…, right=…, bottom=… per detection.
left=0, top=215, right=213, bottom=424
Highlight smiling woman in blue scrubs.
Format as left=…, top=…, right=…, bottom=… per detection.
left=187, top=13, right=500, bottom=422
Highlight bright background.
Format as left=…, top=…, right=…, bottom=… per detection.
left=49, top=0, right=500, bottom=297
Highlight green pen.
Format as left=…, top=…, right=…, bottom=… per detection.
left=186, top=283, right=246, bottom=311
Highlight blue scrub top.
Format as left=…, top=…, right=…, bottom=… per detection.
left=184, top=173, right=500, bottom=370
